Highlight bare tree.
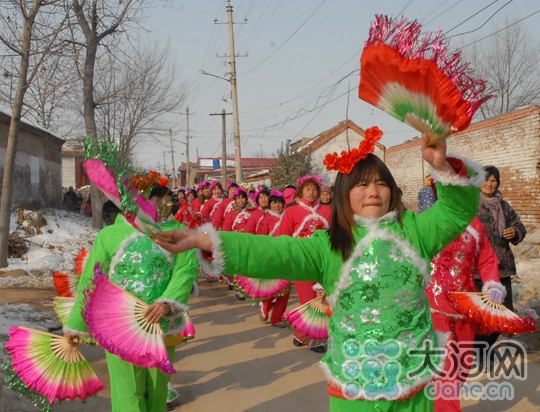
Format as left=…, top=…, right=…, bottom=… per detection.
left=94, top=42, right=187, bottom=162
left=269, top=147, right=312, bottom=189
left=67, top=0, right=148, bottom=228
left=0, top=0, right=70, bottom=267
left=463, top=18, right=540, bottom=119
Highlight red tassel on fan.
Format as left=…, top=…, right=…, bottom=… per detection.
left=53, top=272, right=80, bottom=298
left=359, top=15, right=493, bottom=144
left=75, top=248, right=89, bottom=276
left=452, top=292, right=536, bottom=335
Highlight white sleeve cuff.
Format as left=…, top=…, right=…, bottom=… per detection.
left=429, top=154, right=485, bottom=188
left=195, top=223, right=225, bottom=276
left=312, top=283, right=324, bottom=292
left=62, top=325, right=91, bottom=339
left=481, top=280, right=507, bottom=298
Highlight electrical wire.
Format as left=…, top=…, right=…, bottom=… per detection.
left=460, top=8, right=540, bottom=48
left=424, top=0, right=464, bottom=26
left=446, top=0, right=500, bottom=34
left=448, top=0, right=514, bottom=38
left=242, top=0, right=327, bottom=76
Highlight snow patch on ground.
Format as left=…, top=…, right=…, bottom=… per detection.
left=2, top=209, right=97, bottom=287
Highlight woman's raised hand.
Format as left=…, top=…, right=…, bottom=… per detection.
left=420, top=134, right=455, bottom=175
left=154, top=228, right=212, bottom=254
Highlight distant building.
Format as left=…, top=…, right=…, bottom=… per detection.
left=61, top=139, right=88, bottom=189
left=0, top=110, right=65, bottom=209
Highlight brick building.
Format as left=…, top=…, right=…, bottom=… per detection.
left=386, top=105, right=540, bottom=230
left=0, top=110, right=65, bottom=209
left=292, top=119, right=386, bottom=184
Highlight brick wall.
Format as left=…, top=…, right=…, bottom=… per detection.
left=385, top=105, right=540, bottom=231
left=0, top=113, right=65, bottom=209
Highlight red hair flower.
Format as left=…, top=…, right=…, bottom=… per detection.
left=323, top=126, right=383, bottom=175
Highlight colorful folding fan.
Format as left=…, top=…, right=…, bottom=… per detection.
left=83, top=268, right=176, bottom=374
left=163, top=312, right=196, bottom=346
left=283, top=295, right=330, bottom=345
left=359, top=15, right=492, bottom=144
left=53, top=297, right=96, bottom=346
left=82, top=159, right=162, bottom=238
left=452, top=292, right=537, bottom=335
left=75, top=247, right=89, bottom=276
left=4, top=326, right=104, bottom=408
left=233, top=276, right=291, bottom=301
left=53, top=271, right=80, bottom=298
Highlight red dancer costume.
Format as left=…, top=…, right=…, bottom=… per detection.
left=425, top=215, right=504, bottom=412
left=276, top=176, right=331, bottom=345
left=257, top=207, right=289, bottom=326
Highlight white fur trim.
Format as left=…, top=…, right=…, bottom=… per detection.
left=191, top=281, right=199, bottom=297
left=268, top=213, right=284, bottom=236
left=318, top=331, right=450, bottom=401
left=62, top=325, right=91, bottom=339
left=466, top=225, right=480, bottom=254
left=481, top=280, right=507, bottom=299
left=430, top=307, right=466, bottom=320
left=327, top=223, right=429, bottom=308
left=312, top=283, right=324, bottom=292
left=195, top=223, right=225, bottom=276
left=155, top=299, right=189, bottom=336
left=429, top=154, right=484, bottom=188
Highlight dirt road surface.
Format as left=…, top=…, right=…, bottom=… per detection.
left=1, top=280, right=540, bottom=411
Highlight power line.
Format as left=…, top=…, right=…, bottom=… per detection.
left=238, top=0, right=275, bottom=51
left=448, top=0, right=514, bottom=38
left=424, top=0, right=464, bottom=26
left=446, top=0, right=501, bottom=34
left=460, top=8, right=540, bottom=48
left=420, top=0, right=451, bottom=23
left=397, top=0, right=415, bottom=16
left=242, top=0, right=327, bottom=76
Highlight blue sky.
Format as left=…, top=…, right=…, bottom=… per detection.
left=134, top=0, right=540, bottom=171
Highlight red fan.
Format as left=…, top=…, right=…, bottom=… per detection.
left=359, top=15, right=492, bottom=144
left=452, top=292, right=536, bottom=335
left=53, top=271, right=80, bottom=298
left=75, top=247, right=89, bottom=276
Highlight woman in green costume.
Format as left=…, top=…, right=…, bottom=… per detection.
left=64, top=179, right=199, bottom=412
left=156, top=132, right=483, bottom=412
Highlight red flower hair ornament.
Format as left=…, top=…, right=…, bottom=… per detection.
left=323, top=126, right=383, bottom=175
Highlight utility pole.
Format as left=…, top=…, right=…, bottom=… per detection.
left=169, top=128, right=177, bottom=188
left=215, top=0, right=247, bottom=182
left=210, top=109, right=232, bottom=185
left=181, top=107, right=192, bottom=188
left=162, top=151, right=167, bottom=176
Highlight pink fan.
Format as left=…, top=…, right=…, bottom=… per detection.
left=283, top=296, right=329, bottom=345
left=83, top=267, right=176, bottom=374
left=82, top=159, right=162, bottom=238
left=4, top=326, right=104, bottom=406
left=234, top=276, right=291, bottom=301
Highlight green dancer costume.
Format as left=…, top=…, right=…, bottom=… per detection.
left=65, top=217, right=199, bottom=412
left=196, top=158, right=483, bottom=412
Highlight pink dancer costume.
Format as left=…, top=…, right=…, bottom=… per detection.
left=257, top=210, right=290, bottom=326
left=275, top=198, right=331, bottom=343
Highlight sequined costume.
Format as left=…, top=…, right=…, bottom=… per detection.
left=65, top=216, right=199, bottom=412
left=196, top=157, right=483, bottom=411
left=275, top=199, right=331, bottom=344
left=425, top=217, right=502, bottom=412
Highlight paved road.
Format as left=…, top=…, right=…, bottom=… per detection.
left=2, top=280, right=539, bottom=411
